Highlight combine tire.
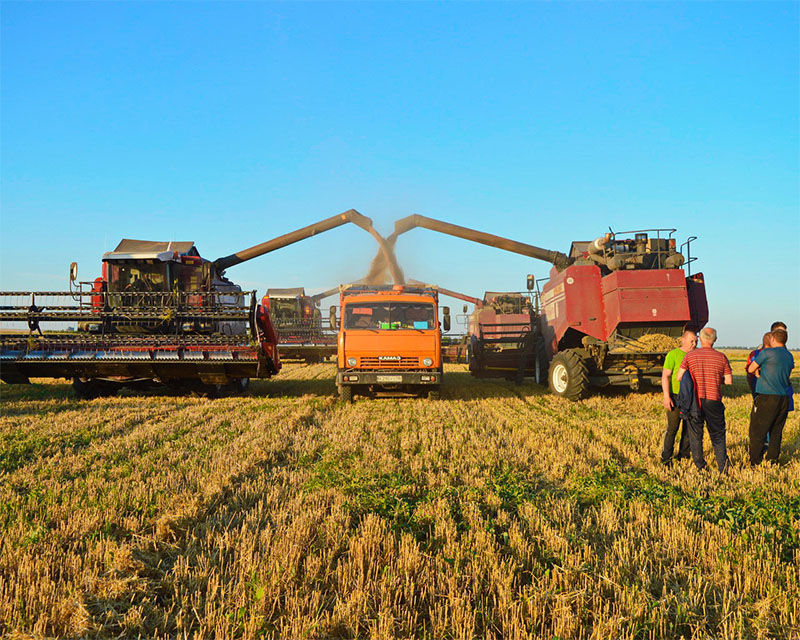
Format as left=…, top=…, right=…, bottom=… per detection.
left=548, top=350, right=589, bottom=401
left=339, top=384, right=354, bottom=403
left=73, top=377, right=118, bottom=400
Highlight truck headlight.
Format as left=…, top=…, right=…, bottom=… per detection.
left=347, top=357, right=357, bottom=367
left=423, top=357, right=433, bottom=367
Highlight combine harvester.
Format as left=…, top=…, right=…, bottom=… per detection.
left=0, top=210, right=398, bottom=397
left=264, top=287, right=338, bottom=362
left=391, top=215, right=708, bottom=400
left=408, top=280, right=544, bottom=381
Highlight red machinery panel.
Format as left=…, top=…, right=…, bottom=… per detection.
left=601, top=269, right=691, bottom=335
left=686, top=272, right=709, bottom=329
left=541, top=265, right=606, bottom=351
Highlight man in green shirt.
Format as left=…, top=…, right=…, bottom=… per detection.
left=660, top=329, right=697, bottom=464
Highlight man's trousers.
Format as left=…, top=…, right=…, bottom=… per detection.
left=749, top=394, right=789, bottom=465
left=662, top=394, right=691, bottom=463
left=686, top=399, right=729, bottom=472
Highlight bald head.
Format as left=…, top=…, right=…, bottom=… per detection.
left=699, top=327, right=717, bottom=347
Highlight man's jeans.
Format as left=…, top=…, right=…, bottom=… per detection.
left=686, top=398, right=729, bottom=472
left=662, top=393, right=690, bottom=462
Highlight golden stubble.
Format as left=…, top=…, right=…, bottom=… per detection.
left=0, top=350, right=798, bottom=639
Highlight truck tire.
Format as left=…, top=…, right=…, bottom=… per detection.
left=339, top=384, right=354, bottom=403
left=427, top=388, right=441, bottom=400
left=548, top=350, right=589, bottom=401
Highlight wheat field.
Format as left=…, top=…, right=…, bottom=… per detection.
left=1, top=351, right=798, bottom=639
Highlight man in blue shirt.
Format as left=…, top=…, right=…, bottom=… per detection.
left=746, top=328, right=795, bottom=465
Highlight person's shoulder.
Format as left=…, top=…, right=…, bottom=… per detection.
left=681, top=349, right=698, bottom=365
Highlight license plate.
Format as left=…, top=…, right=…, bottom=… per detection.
left=376, top=375, right=403, bottom=383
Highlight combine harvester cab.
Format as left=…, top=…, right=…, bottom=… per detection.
left=0, top=209, right=398, bottom=398
left=390, top=215, right=708, bottom=400
left=335, top=284, right=447, bottom=401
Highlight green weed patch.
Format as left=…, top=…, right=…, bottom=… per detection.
left=573, top=463, right=800, bottom=561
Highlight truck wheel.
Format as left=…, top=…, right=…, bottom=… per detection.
left=427, top=388, right=441, bottom=400
left=339, top=384, right=354, bottom=403
left=548, top=350, right=589, bottom=401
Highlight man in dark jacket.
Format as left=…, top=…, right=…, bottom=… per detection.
left=677, top=327, right=733, bottom=472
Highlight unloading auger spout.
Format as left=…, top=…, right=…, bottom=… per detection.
left=213, top=209, right=404, bottom=283
left=393, top=214, right=572, bottom=271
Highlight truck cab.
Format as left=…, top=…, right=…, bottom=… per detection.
left=335, top=285, right=447, bottom=401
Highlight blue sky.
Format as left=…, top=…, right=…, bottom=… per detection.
left=1, top=1, right=798, bottom=347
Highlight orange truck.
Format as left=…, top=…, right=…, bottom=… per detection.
left=334, top=284, right=449, bottom=401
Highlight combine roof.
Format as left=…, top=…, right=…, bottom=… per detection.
left=103, top=239, right=199, bottom=262
left=267, top=288, right=306, bottom=298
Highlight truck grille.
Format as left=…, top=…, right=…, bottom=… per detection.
left=360, top=356, right=420, bottom=368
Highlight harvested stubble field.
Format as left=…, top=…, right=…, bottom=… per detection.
left=1, top=350, right=799, bottom=640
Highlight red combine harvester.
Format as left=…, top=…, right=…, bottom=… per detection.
left=264, top=287, right=337, bottom=362
left=409, top=281, right=543, bottom=379
left=0, top=209, right=397, bottom=397
left=392, top=215, right=708, bottom=400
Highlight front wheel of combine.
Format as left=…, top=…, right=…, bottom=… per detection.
left=338, top=384, right=354, bottom=404
left=548, top=351, right=589, bottom=401
left=73, top=377, right=118, bottom=400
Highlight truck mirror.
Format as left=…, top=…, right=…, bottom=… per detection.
left=443, top=306, right=450, bottom=315
left=442, top=307, right=451, bottom=332
left=463, top=304, right=468, bottom=313
left=329, top=306, right=337, bottom=329
left=526, top=274, right=534, bottom=291
left=69, top=262, right=78, bottom=283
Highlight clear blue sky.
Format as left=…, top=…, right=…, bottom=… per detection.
left=2, top=2, right=798, bottom=347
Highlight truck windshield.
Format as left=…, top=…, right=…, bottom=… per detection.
left=344, top=302, right=435, bottom=330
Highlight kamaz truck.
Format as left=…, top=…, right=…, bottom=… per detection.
left=334, top=285, right=448, bottom=401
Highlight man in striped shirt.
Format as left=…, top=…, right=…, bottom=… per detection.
left=677, top=327, right=733, bottom=472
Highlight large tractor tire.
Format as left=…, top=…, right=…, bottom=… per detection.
left=548, top=350, right=589, bottom=401
left=338, top=384, right=354, bottom=404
